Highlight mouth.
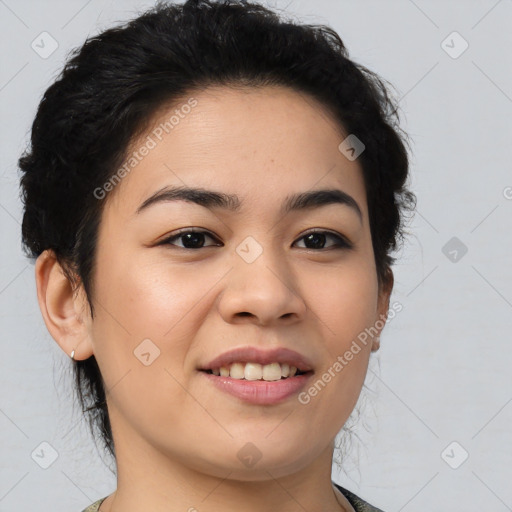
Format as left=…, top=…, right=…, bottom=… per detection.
left=197, top=346, right=315, bottom=404
left=199, top=346, right=314, bottom=376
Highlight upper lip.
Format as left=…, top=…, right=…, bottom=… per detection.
left=199, top=346, right=314, bottom=372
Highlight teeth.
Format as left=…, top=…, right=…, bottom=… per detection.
left=245, top=362, right=263, bottom=381
left=262, top=362, right=282, bottom=381
left=209, top=362, right=304, bottom=381
left=230, top=362, right=245, bottom=379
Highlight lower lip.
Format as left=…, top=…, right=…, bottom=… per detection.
left=199, top=371, right=314, bottom=405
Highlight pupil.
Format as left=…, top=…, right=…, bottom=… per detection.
left=305, top=233, right=325, bottom=249
left=182, top=232, right=204, bottom=248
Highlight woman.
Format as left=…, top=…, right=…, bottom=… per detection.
left=18, top=0, right=416, bottom=510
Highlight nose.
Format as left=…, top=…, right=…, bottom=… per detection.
left=217, top=248, right=307, bottom=327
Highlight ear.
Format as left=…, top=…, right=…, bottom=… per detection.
left=371, top=268, right=394, bottom=352
left=34, top=249, right=94, bottom=361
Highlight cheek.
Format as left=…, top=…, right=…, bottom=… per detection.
left=302, top=257, right=379, bottom=346
left=90, top=252, right=226, bottom=392
left=90, top=257, right=197, bottom=424
left=95, top=251, right=208, bottom=338
left=297, top=258, right=378, bottom=417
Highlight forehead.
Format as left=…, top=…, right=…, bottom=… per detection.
left=103, top=84, right=368, bottom=221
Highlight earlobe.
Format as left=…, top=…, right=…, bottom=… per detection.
left=34, top=249, right=94, bottom=361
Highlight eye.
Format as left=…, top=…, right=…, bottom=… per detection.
left=159, top=228, right=352, bottom=251
left=293, top=230, right=352, bottom=250
left=160, top=229, right=222, bottom=249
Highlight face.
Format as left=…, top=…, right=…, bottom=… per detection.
left=69, top=85, right=391, bottom=480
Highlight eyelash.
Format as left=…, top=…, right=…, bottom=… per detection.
left=159, top=228, right=353, bottom=251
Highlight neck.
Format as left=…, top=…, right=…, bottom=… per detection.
left=100, top=421, right=352, bottom=512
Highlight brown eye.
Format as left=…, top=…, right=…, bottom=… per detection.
left=294, top=230, right=352, bottom=250
left=161, top=229, right=222, bottom=249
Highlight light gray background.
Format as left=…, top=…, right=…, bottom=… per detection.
left=1, top=0, right=511, bottom=510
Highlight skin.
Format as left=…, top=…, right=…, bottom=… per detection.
left=35, top=85, right=393, bottom=512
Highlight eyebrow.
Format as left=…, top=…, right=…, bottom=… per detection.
left=135, top=185, right=363, bottom=223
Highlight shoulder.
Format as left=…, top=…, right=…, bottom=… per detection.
left=80, top=496, right=107, bottom=512
left=333, top=482, right=385, bottom=512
